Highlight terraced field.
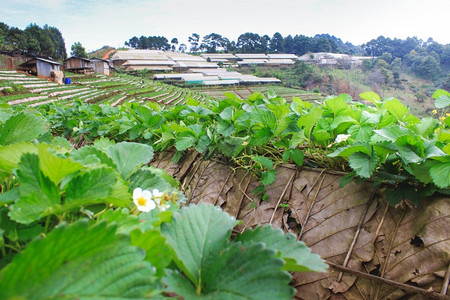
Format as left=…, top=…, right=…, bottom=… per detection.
left=0, top=70, right=214, bottom=108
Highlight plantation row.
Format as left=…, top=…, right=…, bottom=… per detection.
left=0, top=70, right=213, bottom=108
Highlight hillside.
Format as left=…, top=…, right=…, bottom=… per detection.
left=242, top=63, right=444, bottom=116
left=87, top=46, right=115, bottom=59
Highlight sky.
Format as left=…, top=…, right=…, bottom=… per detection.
left=1, top=0, right=449, bottom=54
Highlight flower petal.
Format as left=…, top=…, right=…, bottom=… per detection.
left=142, top=189, right=152, bottom=199
left=133, top=188, right=142, bottom=199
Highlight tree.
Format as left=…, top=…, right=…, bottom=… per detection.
left=171, top=38, right=178, bottom=52
left=201, top=33, right=223, bottom=53
left=418, top=55, right=440, bottom=80
left=314, top=38, right=332, bottom=52
left=270, top=32, right=284, bottom=53
left=125, top=36, right=139, bottom=48
left=188, top=33, right=200, bottom=53
left=71, top=42, right=87, bottom=58
left=236, top=32, right=264, bottom=53
left=178, top=43, right=187, bottom=53
left=44, top=25, right=66, bottom=59
left=283, top=35, right=294, bottom=54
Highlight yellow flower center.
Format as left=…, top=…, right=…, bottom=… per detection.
left=137, top=197, right=147, bottom=206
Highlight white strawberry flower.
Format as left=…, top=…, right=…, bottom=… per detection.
left=133, top=188, right=156, bottom=212
left=335, top=134, right=350, bottom=144
left=152, top=189, right=170, bottom=211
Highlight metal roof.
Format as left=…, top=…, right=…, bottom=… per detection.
left=267, top=54, right=298, bottom=59
left=173, top=61, right=218, bottom=68
left=203, top=80, right=239, bottom=85
left=21, top=57, right=62, bottom=66
left=266, top=59, right=296, bottom=64
left=127, top=66, right=173, bottom=71
left=236, top=53, right=268, bottom=59
left=122, top=60, right=175, bottom=66
left=200, top=53, right=236, bottom=59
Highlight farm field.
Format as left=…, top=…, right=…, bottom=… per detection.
left=0, top=70, right=449, bottom=300
left=0, top=70, right=213, bottom=108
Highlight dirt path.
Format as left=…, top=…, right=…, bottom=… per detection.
left=102, top=49, right=116, bottom=60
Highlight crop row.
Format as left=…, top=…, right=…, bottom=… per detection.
left=0, top=71, right=213, bottom=108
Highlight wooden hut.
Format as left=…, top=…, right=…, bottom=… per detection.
left=90, top=57, right=111, bottom=75
left=64, top=56, right=93, bottom=74
left=19, top=57, right=62, bottom=79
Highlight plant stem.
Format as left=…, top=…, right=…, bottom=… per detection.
left=44, top=215, right=51, bottom=234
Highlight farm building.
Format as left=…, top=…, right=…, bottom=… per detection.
left=172, top=61, right=219, bottom=72
left=200, top=53, right=237, bottom=65
left=237, top=59, right=268, bottom=66
left=65, top=57, right=93, bottom=74
left=90, top=57, right=112, bottom=75
left=19, top=57, right=63, bottom=81
left=297, top=52, right=371, bottom=66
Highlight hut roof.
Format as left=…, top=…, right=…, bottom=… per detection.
left=21, top=57, right=62, bottom=66
left=65, top=56, right=91, bottom=62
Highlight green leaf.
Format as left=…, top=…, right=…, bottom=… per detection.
left=195, top=134, right=210, bottom=153
left=175, top=131, right=197, bottom=151
left=98, top=208, right=141, bottom=234
left=130, top=229, right=172, bottom=276
left=325, top=95, right=349, bottom=116
left=0, top=220, right=160, bottom=299
left=65, top=167, right=117, bottom=205
left=253, top=155, right=273, bottom=169
left=235, top=225, right=327, bottom=272
left=359, top=91, right=381, bottom=106
left=38, top=144, right=83, bottom=186
left=261, top=169, right=277, bottom=186
left=435, top=95, right=450, bottom=109
left=216, top=120, right=235, bottom=136
left=395, top=135, right=423, bottom=164
left=328, top=143, right=371, bottom=158
left=106, top=142, right=154, bottom=179
left=8, top=193, right=55, bottom=225
left=161, top=204, right=238, bottom=286
left=93, top=136, right=115, bottom=152
left=432, top=89, right=450, bottom=99
left=330, top=115, right=357, bottom=131
left=71, top=146, right=117, bottom=169
left=290, top=149, right=304, bottom=166
left=0, top=142, right=37, bottom=173
left=386, top=184, right=421, bottom=206
left=128, top=167, right=172, bottom=192
left=250, top=108, right=276, bottom=129
left=250, top=127, right=273, bottom=146
left=348, top=124, right=373, bottom=143
left=163, top=242, right=294, bottom=300
left=372, top=126, right=411, bottom=142
left=0, top=188, right=19, bottom=205
left=430, top=162, right=450, bottom=188
left=297, top=106, right=323, bottom=139
left=415, top=117, right=438, bottom=138
left=16, top=152, right=60, bottom=201
left=349, top=152, right=377, bottom=178
left=0, top=112, right=47, bottom=146
left=382, top=98, right=409, bottom=121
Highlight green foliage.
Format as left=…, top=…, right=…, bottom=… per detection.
left=0, top=107, right=325, bottom=299
left=235, top=225, right=328, bottom=272
left=0, top=112, right=47, bottom=146
left=161, top=204, right=318, bottom=299
left=70, top=41, right=88, bottom=58
left=0, top=220, right=160, bottom=299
